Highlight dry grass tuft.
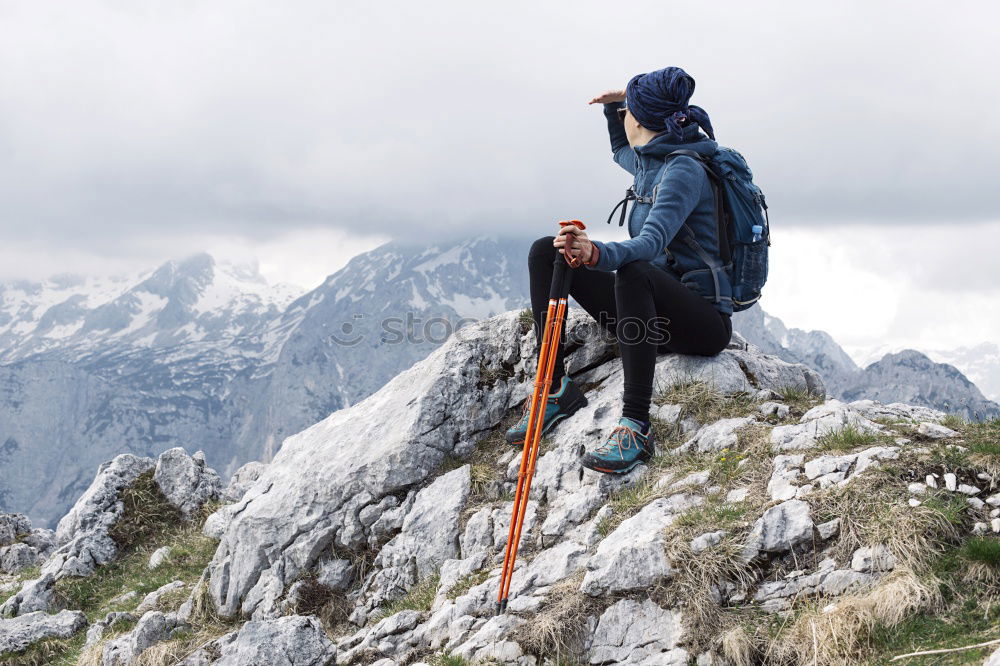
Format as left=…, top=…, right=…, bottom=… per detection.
left=654, top=378, right=759, bottom=425
left=287, top=573, right=354, bottom=636
left=767, top=567, right=944, bottom=665
left=808, top=464, right=964, bottom=573
left=659, top=531, right=759, bottom=650
left=108, top=470, right=185, bottom=553
left=719, top=622, right=759, bottom=666
left=509, top=571, right=600, bottom=663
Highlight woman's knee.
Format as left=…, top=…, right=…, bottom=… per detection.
left=528, top=235, right=556, bottom=261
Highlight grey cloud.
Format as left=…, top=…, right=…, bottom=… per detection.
left=1, top=0, right=998, bottom=254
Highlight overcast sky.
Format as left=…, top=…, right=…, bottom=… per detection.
left=1, top=0, right=998, bottom=359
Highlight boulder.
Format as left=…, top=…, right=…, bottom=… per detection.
left=41, top=454, right=155, bottom=583
left=0, top=609, right=87, bottom=656
left=916, top=422, right=959, bottom=439
left=101, top=610, right=183, bottom=666
left=581, top=493, right=702, bottom=596
left=178, top=615, right=336, bottom=665
left=85, top=612, right=135, bottom=647
left=0, top=543, right=37, bottom=575
left=357, top=465, right=470, bottom=611
left=588, top=598, right=688, bottom=665
left=851, top=545, right=896, bottom=573
left=135, top=580, right=186, bottom=614
left=0, top=574, right=56, bottom=618
left=743, top=499, right=814, bottom=560
left=676, top=417, right=757, bottom=453
left=0, top=515, right=32, bottom=548
left=154, top=447, right=222, bottom=518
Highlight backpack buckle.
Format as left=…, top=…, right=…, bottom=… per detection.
left=606, top=186, right=637, bottom=227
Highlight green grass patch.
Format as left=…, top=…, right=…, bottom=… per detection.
left=445, top=569, right=490, bottom=600
left=672, top=496, right=751, bottom=530
left=4, top=490, right=222, bottom=665
left=815, top=423, right=886, bottom=451
left=706, top=447, right=748, bottom=484
left=926, top=441, right=974, bottom=469
left=428, top=653, right=472, bottom=666
left=963, top=417, right=1000, bottom=456
left=13, top=565, right=40, bottom=584
left=958, top=536, right=1000, bottom=569
left=920, top=492, right=972, bottom=528
left=864, top=548, right=1000, bottom=664
left=775, top=384, right=825, bottom=412
left=941, top=412, right=967, bottom=430
left=372, top=571, right=440, bottom=622
left=518, top=308, right=534, bottom=334
left=53, top=526, right=218, bottom=620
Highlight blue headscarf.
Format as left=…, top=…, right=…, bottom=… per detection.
left=625, top=66, right=715, bottom=142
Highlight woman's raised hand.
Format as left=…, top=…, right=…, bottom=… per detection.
left=554, top=224, right=594, bottom=264
left=588, top=89, right=626, bottom=105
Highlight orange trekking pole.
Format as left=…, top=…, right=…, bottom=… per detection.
left=496, top=219, right=585, bottom=615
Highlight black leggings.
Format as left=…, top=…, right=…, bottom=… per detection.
left=528, top=235, right=733, bottom=423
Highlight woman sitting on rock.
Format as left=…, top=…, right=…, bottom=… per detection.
left=505, top=66, right=734, bottom=474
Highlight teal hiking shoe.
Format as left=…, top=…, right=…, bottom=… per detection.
left=580, top=417, right=655, bottom=474
left=505, top=375, right=588, bottom=446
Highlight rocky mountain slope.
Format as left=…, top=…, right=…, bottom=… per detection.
left=852, top=341, right=1000, bottom=405
left=732, top=305, right=1000, bottom=421
left=2, top=309, right=998, bottom=665
left=0, top=237, right=530, bottom=528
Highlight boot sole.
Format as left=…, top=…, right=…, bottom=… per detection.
left=506, top=391, right=589, bottom=446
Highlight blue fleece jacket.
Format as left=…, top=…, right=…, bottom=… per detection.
left=588, top=101, right=733, bottom=315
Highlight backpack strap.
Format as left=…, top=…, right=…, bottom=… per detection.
left=664, top=150, right=732, bottom=264
left=680, top=223, right=731, bottom=305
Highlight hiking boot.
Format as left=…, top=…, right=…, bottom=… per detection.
left=505, top=375, right=588, bottom=446
left=580, top=417, right=655, bottom=474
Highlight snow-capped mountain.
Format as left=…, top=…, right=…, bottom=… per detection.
left=0, top=237, right=532, bottom=528
left=732, top=306, right=999, bottom=420
left=0, top=253, right=303, bottom=362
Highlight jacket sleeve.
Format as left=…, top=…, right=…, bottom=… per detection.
left=603, top=102, right=638, bottom=176
left=585, top=156, right=706, bottom=272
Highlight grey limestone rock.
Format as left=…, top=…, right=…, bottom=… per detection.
left=221, top=461, right=267, bottom=503
left=770, top=399, right=883, bottom=451
left=179, top=615, right=336, bottom=665
left=581, top=493, right=702, bottom=596
left=101, top=611, right=184, bottom=666
left=0, top=609, right=87, bottom=656
left=742, top=499, right=814, bottom=562
left=588, top=598, right=688, bottom=665
left=154, top=447, right=222, bottom=518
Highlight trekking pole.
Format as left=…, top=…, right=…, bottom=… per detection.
left=496, top=219, right=585, bottom=616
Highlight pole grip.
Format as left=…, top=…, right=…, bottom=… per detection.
left=558, top=219, right=587, bottom=268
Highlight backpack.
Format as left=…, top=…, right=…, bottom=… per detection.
left=665, top=147, right=771, bottom=311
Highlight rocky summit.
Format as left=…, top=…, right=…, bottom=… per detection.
left=1, top=309, right=999, bottom=665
